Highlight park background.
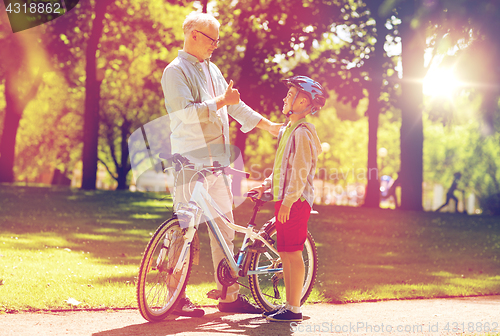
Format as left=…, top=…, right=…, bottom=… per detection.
left=0, top=0, right=500, bottom=313
left=1, top=0, right=500, bottom=213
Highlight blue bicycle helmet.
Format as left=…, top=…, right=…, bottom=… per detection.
left=282, top=75, right=327, bottom=115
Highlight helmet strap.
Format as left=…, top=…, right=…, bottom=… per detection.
left=286, top=90, right=313, bottom=117
left=286, top=91, right=300, bottom=117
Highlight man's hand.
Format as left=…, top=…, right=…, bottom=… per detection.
left=277, top=204, right=291, bottom=223
left=268, top=122, right=283, bottom=137
left=223, top=80, right=240, bottom=105
left=256, top=119, right=284, bottom=137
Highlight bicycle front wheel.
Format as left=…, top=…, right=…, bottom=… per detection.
left=248, top=221, right=318, bottom=312
left=137, top=217, right=193, bottom=322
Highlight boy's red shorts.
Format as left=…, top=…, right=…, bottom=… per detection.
left=274, top=199, right=311, bottom=252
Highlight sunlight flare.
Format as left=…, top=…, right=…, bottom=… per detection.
left=423, top=67, right=461, bottom=97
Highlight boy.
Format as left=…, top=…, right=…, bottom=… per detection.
left=250, top=75, right=326, bottom=322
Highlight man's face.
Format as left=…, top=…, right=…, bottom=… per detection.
left=194, top=23, right=219, bottom=60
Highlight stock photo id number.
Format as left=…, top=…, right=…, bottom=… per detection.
left=2, top=0, right=79, bottom=32
left=5, top=0, right=63, bottom=14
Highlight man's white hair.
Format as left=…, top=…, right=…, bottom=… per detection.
left=183, top=12, right=220, bottom=37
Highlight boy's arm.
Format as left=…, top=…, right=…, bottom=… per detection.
left=281, top=128, right=315, bottom=208
left=262, top=174, right=273, bottom=189
left=248, top=173, right=273, bottom=200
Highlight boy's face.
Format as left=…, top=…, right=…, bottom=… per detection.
left=282, top=86, right=309, bottom=115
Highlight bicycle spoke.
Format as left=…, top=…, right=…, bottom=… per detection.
left=137, top=218, right=193, bottom=321
left=248, top=227, right=317, bottom=311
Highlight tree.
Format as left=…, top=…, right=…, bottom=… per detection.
left=287, top=1, right=400, bottom=208
left=215, top=0, right=349, bottom=195
left=358, top=0, right=393, bottom=208
left=14, top=75, right=83, bottom=182
left=81, top=0, right=114, bottom=190
left=383, top=0, right=500, bottom=210
left=0, top=20, right=47, bottom=183
left=449, top=2, right=500, bottom=134
left=95, top=1, right=188, bottom=189
left=214, top=1, right=407, bottom=203
left=396, top=1, right=426, bottom=211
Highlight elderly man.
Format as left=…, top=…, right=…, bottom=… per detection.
left=161, top=11, right=281, bottom=317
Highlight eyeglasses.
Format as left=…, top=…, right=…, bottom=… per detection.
left=195, top=30, right=220, bottom=46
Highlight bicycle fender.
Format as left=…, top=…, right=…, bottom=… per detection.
left=260, top=217, right=276, bottom=236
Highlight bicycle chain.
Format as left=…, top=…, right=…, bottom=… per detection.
left=216, top=258, right=253, bottom=291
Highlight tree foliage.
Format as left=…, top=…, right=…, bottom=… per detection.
left=96, top=1, right=188, bottom=189
left=1, top=0, right=499, bottom=210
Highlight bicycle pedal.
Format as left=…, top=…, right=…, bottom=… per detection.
left=207, top=289, right=222, bottom=300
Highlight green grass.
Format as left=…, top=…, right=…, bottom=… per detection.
left=1, top=184, right=499, bottom=312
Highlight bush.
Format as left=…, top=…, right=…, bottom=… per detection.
left=481, top=193, right=500, bottom=216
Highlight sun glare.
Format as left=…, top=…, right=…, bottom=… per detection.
left=423, top=67, right=460, bottom=97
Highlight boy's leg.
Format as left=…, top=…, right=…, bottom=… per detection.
left=268, top=200, right=310, bottom=322
left=279, top=251, right=305, bottom=308
left=279, top=252, right=291, bottom=304
left=268, top=249, right=304, bottom=322
left=285, top=251, right=305, bottom=308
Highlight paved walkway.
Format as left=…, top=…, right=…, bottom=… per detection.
left=1, top=296, right=499, bottom=335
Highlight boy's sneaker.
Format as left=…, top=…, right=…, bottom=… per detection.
left=262, top=304, right=285, bottom=317
left=266, top=308, right=303, bottom=322
left=218, top=294, right=263, bottom=314
left=172, top=297, right=205, bottom=317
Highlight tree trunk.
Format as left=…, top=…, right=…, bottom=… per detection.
left=116, top=120, right=131, bottom=190
left=362, top=4, right=387, bottom=208
left=201, top=0, right=208, bottom=13
left=81, top=0, right=111, bottom=190
left=363, top=102, right=381, bottom=207
left=116, top=166, right=128, bottom=190
left=399, top=19, right=425, bottom=211
left=0, top=58, right=42, bottom=183
left=231, top=31, right=260, bottom=197
left=0, top=77, right=22, bottom=183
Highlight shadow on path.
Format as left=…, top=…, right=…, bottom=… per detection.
left=91, top=311, right=306, bottom=336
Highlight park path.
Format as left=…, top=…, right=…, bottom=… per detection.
left=1, top=295, right=499, bottom=336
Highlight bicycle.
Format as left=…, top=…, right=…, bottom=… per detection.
left=136, top=153, right=318, bottom=322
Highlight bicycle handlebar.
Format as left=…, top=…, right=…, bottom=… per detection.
left=222, top=166, right=250, bottom=178
left=160, top=152, right=250, bottom=178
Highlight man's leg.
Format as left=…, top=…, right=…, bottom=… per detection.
left=169, top=170, right=205, bottom=317
left=205, top=173, right=239, bottom=303
left=207, top=174, right=262, bottom=313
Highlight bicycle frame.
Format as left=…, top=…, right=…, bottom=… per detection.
left=173, top=170, right=281, bottom=277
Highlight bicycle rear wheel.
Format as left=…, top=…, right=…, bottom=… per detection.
left=248, top=221, right=318, bottom=312
left=137, top=217, right=193, bottom=322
